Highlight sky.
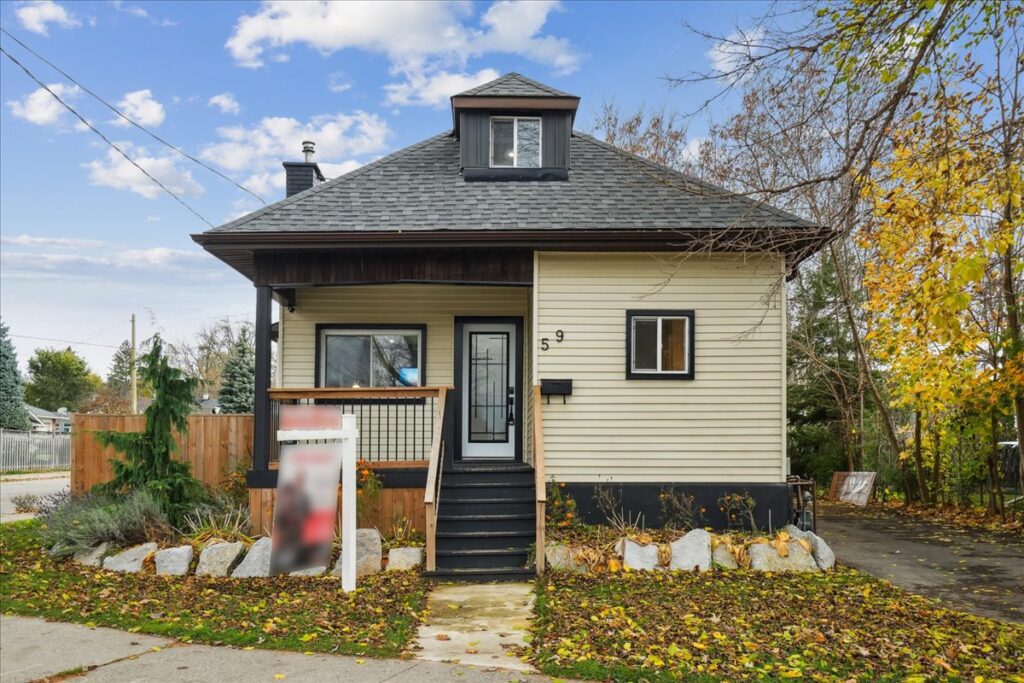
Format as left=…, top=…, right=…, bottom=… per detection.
left=0, top=0, right=767, bottom=379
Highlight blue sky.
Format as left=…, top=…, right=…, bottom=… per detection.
left=0, top=0, right=765, bottom=378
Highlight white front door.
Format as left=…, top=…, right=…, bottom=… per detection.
left=460, top=322, right=517, bottom=460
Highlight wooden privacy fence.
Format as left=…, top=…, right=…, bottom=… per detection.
left=0, top=429, right=71, bottom=472
left=71, top=413, right=427, bottom=534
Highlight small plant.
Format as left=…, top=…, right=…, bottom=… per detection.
left=386, top=515, right=424, bottom=548
left=180, top=495, right=253, bottom=546
left=11, top=493, right=41, bottom=513
left=593, top=483, right=644, bottom=536
left=546, top=480, right=580, bottom=528
left=718, top=491, right=758, bottom=533
left=220, top=457, right=251, bottom=507
left=356, top=461, right=383, bottom=523
left=35, top=489, right=72, bottom=516
left=659, top=487, right=704, bottom=531
left=40, top=489, right=174, bottom=557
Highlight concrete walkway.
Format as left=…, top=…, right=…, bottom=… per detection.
left=817, top=503, right=1024, bottom=624
left=0, top=615, right=553, bottom=683
left=414, top=583, right=536, bottom=672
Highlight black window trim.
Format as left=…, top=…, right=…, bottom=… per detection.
left=489, top=115, right=542, bottom=169
left=314, top=323, right=428, bottom=388
left=624, top=309, right=695, bottom=380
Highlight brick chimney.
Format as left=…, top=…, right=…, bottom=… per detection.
left=282, top=140, right=325, bottom=197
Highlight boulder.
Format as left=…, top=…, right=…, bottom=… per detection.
left=332, top=529, right=382, bottom=579
left=231, top=537, right=272, bottom=578
left=290, top=566, right=326, bottom=577
left=196, top=541, right=244, bottom=576
left=102, top=542, right=157, bottom=574
left=545, top=544, right=589, bottom=573
left=749, top=540, right=819, bottom=572
left=619, top=538, right=660, bottom=570
left=387, top=547, right=424, bottom=571
left=669, top=529, right=712, bottom=572
left=712, top=543, right=739, bottom=569
left=73, top=542, right=110, bottom=567
left=155, top=545, right=193, bottom=576
left=782, top=525, right=835, bottom=570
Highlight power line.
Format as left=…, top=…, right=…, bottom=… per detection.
left=11, top=335, right=119, bottom=349
left=0, top=27, right=266, bottom=206
left=0, top=46, right=214, bottom=228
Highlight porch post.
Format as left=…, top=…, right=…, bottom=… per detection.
left=252, top=285, right=273, bottom=476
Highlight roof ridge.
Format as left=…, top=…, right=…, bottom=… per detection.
left=504, top=72, right=570, bottom=97
left=212, top=131, right=454, bottom=232
left=573, top=132, right=817, bottom=228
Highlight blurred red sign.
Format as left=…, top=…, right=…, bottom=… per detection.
left=279, top=404, right=342, bottom=432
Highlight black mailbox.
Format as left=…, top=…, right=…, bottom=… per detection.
left=540, top=378, right=572, bottom=403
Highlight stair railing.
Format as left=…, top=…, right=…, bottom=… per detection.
left=423, top=386, right=448, bottom=572
left=532, top=384, right=547, bottom=575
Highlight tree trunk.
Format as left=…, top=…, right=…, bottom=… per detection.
left=931, top=426, right=942, bottom=506
left=1000, top=243, right=1024, bottom=493
left=988, top=409, right=1002, bottom=515
left=913, top=409, right=931, bottom=506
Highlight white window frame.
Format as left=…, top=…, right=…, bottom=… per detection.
left=319, top=327, right=424, bottom=388
left=626, top=310, right=694, bottom=380
left=489, top=116, right=542, bottom=168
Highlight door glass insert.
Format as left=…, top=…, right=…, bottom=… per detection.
left=468, top=332, right=509, bottom=443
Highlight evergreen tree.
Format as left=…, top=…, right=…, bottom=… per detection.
left=107, top=340, right=133, bottom=400
left=96, top=336, right=203, bottom=523
left=218, top=328, right=255, bottom=414
left=23, top=347, right=96, bottom=411
left=0, top=321, right=30, bottom=430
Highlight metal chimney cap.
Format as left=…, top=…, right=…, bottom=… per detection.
left=301, top=140, right=316, bottom=162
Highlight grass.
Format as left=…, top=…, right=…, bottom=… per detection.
left=0, top=468, right=69, bottom=477
left=530, top=569, right=1024, bottom=682
left=0, top=520, right=428, bottom=658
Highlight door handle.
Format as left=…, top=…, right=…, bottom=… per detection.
left=507, top=386, right=515, bottom=427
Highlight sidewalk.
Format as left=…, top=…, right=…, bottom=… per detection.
left=0, top=472, right=68, bottom=524
left=0, top=615, right=556, bottom=683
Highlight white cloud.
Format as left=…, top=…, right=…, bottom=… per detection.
left=707, top=27, right=766, bottom=81
left=6, top=83, right=79, bottom=126
left=225, top=1, right=580, bottom=105
left=200, top=111, right=389, bottom=197
left=85, top=143, right=204, bottom=199
left=208, top=92, right=241, bottom=115
left=15, top=0, right=80, bottom=35
left=384, top=67, right=499, bottom=108
left=319, top=160, right=363, bottom=179
left=328, top=71, right=352, bottom=93
left=113, top=89, right=165, bottom=127
left=0, top=234, right=103, bottom=248
left=110, top=0, right=178, bottom=26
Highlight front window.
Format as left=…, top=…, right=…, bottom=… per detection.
left=626, top=310, right=694, bottom=380
left=490, top=116, right=541, bottom=168
left=319, top=327, right=423, bottom=387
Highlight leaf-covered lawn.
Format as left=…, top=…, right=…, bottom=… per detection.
left=0, top=521, right=428, bottom=658
left=531, top=569, right=1024, bottom=682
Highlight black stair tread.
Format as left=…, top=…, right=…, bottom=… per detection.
left=438, top=513, right=535, bottom=521
left=437, top=547, right=529, bottom=556
left=436, top=530, right=534, bottom=538
left=439, top=496, right=535, bottom=504
left=441, top=481, right=534, bottom=489
left=424, top=567, right=536, bottom=578
left=446, top=464, right=534, bottom=472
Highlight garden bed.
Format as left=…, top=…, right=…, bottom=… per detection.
left=530, top=568, right=1024, bottom=682
left=0, top=521, right=429, bottom=658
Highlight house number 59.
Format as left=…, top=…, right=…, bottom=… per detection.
left=540, top=330, right=564, bottom=351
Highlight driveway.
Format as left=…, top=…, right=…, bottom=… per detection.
left=817, top=502, right=1024, bottom=624
left=0, top=472, right=69, bottom=522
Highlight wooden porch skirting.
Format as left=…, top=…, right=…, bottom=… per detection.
left=70, top=414, right=427, bottom=535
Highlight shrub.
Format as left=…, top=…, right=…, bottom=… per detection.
left=40, top=489, right=174, bottom=557
left=593, top=483, right=644, bottom=535
left=35, top=489, right=71, bottom=516
left=718, top=491, right=758, bottom=533
left=179, top=492, right=252, bottom=545
left=659, top=488, right=704, bottom=531
left=546, top=480, right=580, bottom=528
left=356, top=461, right=383, bottom=523
left=12, top=494, right=40, bottom=513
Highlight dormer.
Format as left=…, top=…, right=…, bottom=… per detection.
left=451, top=73, right=579, bottom=181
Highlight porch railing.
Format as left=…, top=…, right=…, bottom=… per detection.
left=423, top=386, right=449, bottom=571
left=532, top=385, right=547, bottom=575
left=267, top=386, right=451, bottom=465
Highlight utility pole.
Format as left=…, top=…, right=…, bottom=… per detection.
left=130, top=313, right=138, bottom=414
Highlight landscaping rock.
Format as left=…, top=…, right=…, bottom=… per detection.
left=196, top=541, right=244, bottom=576
left=290, top=566, right=326, bottom=577
left=545, top=544, right=589, bottom=573
left=749, top=540, right=819, bottom=572
left=782, top=525, right=835, bottom=570
left=387, top=547, right=424, bottom=571
left=712, top=543, right=739, bottom=569
left=155, top=545, right=193, bottom=576
left=231, top=537, right=272, bottom=578
left=102, top=542, right=157, bottom=574
left=333, top=529, right=382, bottom=578
left=669, top=529, right=712, bottom=572
left=619, top=538, right=660, bottom=570
left=73, top=542, right=110, bottom=567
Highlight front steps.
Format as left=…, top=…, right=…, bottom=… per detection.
left=424, top=464, right=536, bottom=582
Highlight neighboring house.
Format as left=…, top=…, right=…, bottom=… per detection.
left=24, top=404, right=71, bottom=434
left=194, top=73, right=833, bottom=579
left=197, top=395, right=222, bottom=415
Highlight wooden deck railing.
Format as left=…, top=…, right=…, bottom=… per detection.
left=423, top=387, right=449, bottom=571
left=532, top=384, right=547, bottom=575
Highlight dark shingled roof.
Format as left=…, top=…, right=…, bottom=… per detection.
left=205, top=132, right=819, bottom=236
left=454, top=72, right=576, bottom=98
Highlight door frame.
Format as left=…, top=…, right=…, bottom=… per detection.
left=453, top=316, right=524, bottom=463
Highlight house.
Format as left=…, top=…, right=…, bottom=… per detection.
left=25, top=404, right=71, bottom=434
left=194, top=73, right=833, bottom=579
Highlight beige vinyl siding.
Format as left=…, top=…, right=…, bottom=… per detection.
left=535, top=252, right=785, bottom=484
left=279, top=284, right=533, bottom=459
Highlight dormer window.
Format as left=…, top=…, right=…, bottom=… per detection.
left=490, top=116, right=541, bottom=168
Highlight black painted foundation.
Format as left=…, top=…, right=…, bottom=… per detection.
left=560, top=483, right=793, bottom=532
